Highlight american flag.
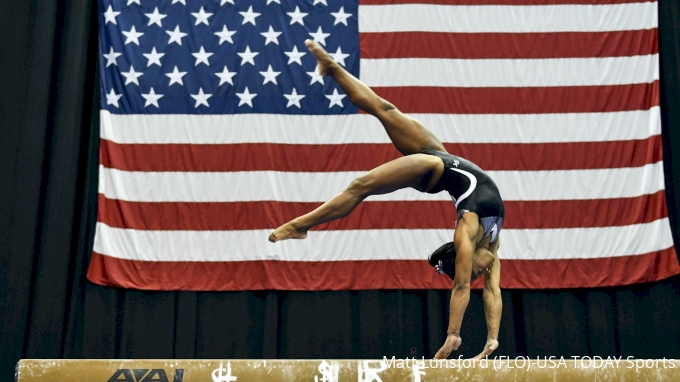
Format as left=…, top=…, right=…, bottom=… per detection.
left=89, top=0, right=680, bottom=290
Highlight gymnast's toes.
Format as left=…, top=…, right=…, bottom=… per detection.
left=269, top=223, right=308, bottom=242
left=305, top=39, right=334, bottom=76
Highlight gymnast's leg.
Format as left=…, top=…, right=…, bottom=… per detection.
left=268, top=154, right=444, bottom=242
left=305, top=40, right=446, bottom=156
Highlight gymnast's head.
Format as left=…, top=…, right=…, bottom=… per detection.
left=428, top=242, right=494, bottom=282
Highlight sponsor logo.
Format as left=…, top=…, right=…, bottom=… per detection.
left=107, top=369, right=184, bottom=382
left=211, top=362, right=237, bottom=382
left=314, top=360, right=338, bottom=382
left=358, top=360, right=388, bottom=382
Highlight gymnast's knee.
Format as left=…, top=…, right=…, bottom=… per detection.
left=373, top=98, right=396, bottom=116
left=345, top=177, right=372, bottom=199
left=378, top=98, right=396, bottom=112
left=360, top=95, right=395, bottom=116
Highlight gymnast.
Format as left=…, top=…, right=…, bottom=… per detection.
left=269, top=40, right=504, bottom=360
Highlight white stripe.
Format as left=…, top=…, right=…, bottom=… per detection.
left=98, top=162, right=666, bottom=202
left=361, top=56, right=659, bottom=87
left=502, top=218, right=675, bottom=260
left=450, top=167, right=477, bottom=207
left=100, top=108, right=661, bottom=144
left=358, top=3, right=658, bottom=33
left=93, top=218, right=674, bottom=262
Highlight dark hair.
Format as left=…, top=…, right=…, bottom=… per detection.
left=428, top=241, right=456, bottom=280
left=428, top=241, right=480, bottom=282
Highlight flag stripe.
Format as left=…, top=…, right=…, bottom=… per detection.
left=501, top=248, right=680, bottom=289
left=93, top=218, right=674, bottom=261
left=357, top=3, right=658, bottom=33
left=360, top=0, right=655, bottom=5
left=371, top=81, right=659, bottom=114
left=100, top=136, right=662, bottom=172
left=97, top=190, right=667, bottom=230
left=361, top=55, right=659, bottom=87
left=88, top=248, right=680, bottom=291
left=98, top=162, right=666, bottom=202
left=359, top=30, right=658, bottom=59
left=100, top=109, right=661, bottom=144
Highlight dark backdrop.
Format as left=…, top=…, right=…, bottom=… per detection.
left=2, top=1, right=680, bottom=381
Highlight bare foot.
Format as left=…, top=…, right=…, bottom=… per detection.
left=268, top=221, right=308, bottom=242
left=305, top=39, right=337, bottom=76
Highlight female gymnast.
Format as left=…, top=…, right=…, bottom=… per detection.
left=269, top=40, right=504, bottom=360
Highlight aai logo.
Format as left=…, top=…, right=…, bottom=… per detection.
left=107, top=369, right=184, bottom=382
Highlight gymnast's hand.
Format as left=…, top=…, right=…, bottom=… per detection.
left=471, top=338, right=499, bottom=360
left=434, top=334, right=462, bottom=359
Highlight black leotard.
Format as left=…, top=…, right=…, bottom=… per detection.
left=421, top=150, right=505, bottom=242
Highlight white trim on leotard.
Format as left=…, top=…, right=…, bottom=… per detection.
left=450, top=167, right=478, bottom=208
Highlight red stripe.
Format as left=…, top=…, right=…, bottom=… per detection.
left=360, top=0, right=654, bottom=5
left=360, top=30, right=658, bottom=59
left=97, top=190, right=667, bottom=230
left=100, top=137, right=662, bottom=172
left=502, top=248, right=680, bottom=289
left=370, top=81, right=659, bottom=114
left=87, top=247, right=680, bottom=290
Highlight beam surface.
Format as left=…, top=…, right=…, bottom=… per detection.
left=15, top=359, right=680, bottom=382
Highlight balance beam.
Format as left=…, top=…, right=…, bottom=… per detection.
left=15, top=358, right=680, bottom=381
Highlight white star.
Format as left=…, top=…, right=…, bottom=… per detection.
left=240, top=6, right=260, bottom=25
left=192, top=46, right=213, bottom=66
left=165, top=66, right=187, bottom=86
left=191, top=88, right=212, bottom=108
left=122, top=26, right=144, bottom=45
left=172, top=0, right=186, bottom=4
left=325, top=89, right=346, bottom=108
left=121, top=65, right=143, bottom=86
left=106, top=89, right=122, bottom=108
left=267, top=0, right=280, bottom=4
left=309, top=26, right=330, bottom=46
left=127, top=0, right=140, bottom=5
left=237, top=46, right=258, bottom=66
left=103, top=6, right=121, bottom=25
left=284, top=88, right=305, bottom=108
left=306, top=68, right=324, bottom=85
left=286, top=6, right=308, bottom=26
left=143, top=47, right=165, bottom=67
left=141, top=87, right=164, bottom=108
left=260, top=26, right=282, bottom=45
left=145, top=7, right=167, bottom=27
left=215, top=66, right=237, bottom=86
left=102, top=47, right=122, bottom=67
left=166, top=26, right=188, bottom=45
left=329, top=47, right=349, bottom=66
left=236, top=87, right=257, bottom=107
left=191, top=6, right=213, bottom=26
left=220, top=0, right=234, bottom=4
left=331, top=7, right=352, bottom=25
left=284, top=45, right=306, bottom=65
left=313, top=0, right=327, bottom=5
left=214, top=25, right=236, bottom=44
left=259, top=65, right=281, bottom=85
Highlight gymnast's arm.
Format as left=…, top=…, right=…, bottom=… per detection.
left=474, top=245, right=502, bottom=360
left=447, top=222, right=475, bottom=336
left=434, top=219, right=476, bottom=359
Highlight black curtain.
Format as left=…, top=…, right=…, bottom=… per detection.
left=2, top=1, right=680, bottom=381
